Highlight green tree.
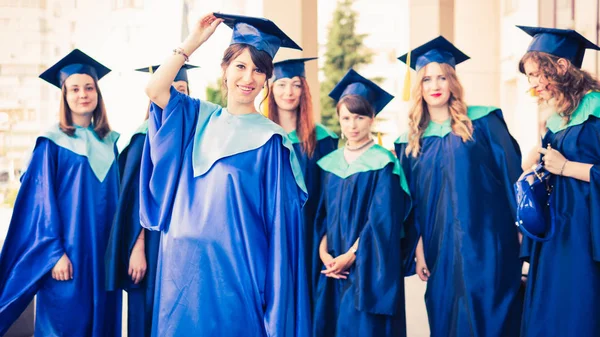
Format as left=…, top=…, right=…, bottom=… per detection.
left=205, top=79, right=227, bottom=107
left=320, top=0, right=374, bottom=134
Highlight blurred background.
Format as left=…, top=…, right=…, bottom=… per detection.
left=1, top=0, right=599, bottom=335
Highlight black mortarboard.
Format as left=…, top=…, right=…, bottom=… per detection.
left=398, top=36, right=470, bottom=71
left=329, top=69, right=394, bottom=115
left=213, top=12, right=302, bottom=59
left=135, top=64, right=199, bottom=83
left=273, top=57, right=317, bottom=81
left=517, top=25, right=600, bottom=68
left=39, top=49, right=111, bottom=88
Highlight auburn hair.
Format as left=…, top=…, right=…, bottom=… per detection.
left=268, top=77, right=317, bottom=157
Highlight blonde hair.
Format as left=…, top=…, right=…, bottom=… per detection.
left=405, top=62, right=472, bottom=157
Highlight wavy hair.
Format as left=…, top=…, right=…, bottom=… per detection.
left=519, top=51, right=600, bottom=122
left=405, top=63, right=471, bottom=157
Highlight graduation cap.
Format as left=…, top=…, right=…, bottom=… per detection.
left=398, top=36, right=470, bottom=72
left=39, top=49, right=111, bottom=89
left=273, top=57, right=317, bottom=81
left=135, top=64, right=199, bottom=83
left=329, top=69, right=394, bottom=115
left=213, top=12, right=302, bottom=59
left=517, top=25, right=600, bottom=68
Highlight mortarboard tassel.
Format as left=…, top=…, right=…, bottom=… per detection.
left=402, top=49, right=411, bottom=101
left=529, top=88, right=538, bottom=97
left=377, top=132, right=382, bottom=146
left=148, top=66, right=153, bottom=74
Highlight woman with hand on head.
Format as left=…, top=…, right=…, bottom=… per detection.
left=267, top=57, right=338, bottom=313
left=0, top=49, right=121, bottom=336
left=104, top=63, right=198, bottom=337
left=313, top=69, right=411, bottom=337
left=395, top=36, right=523, bottom=337
left=517, top=26, right=600, bottom=337
left=141, top=13, right=309, bottom=336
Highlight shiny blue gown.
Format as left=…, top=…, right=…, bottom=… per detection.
left=312, top=144, right=411, bottom=337
left=140, top=87, right=310, bottom=337
left=395, top=107, right=523, bottom=337
left=520, top=92, right=600, bottom=337
left=0, top=125, right=121, bottom=336
left=288, top=124, right=338, bottom=313
left=105, top=121, right=160, bottom=337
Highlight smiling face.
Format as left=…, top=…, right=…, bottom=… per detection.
left=64, top=73, right=98, bottom=117
left=272, top=76, right=302, bottom=112
left=223, top=48, right=267, bottom=106
left=420, top=62, right=451, bottom=109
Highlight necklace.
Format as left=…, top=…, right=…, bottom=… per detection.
left=346, top=138, right=374, bottom=152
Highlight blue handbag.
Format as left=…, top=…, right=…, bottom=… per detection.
left=514, top=163, right=555, bottom=241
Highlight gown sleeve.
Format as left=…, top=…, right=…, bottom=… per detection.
left=105, top=134, right=145, bottom=291
left=586, top=118, right=600, bottom=262
left=139, top=87, right=205, bottom=231
left=261, top=136, right=310, bottom=337
left=395, top=142, right=419, bottom=276
left=0, top=139, right=65, bottom=333
left=353, top=164, right=410, bottom=316
left=480, top=110, right=523, bottom=218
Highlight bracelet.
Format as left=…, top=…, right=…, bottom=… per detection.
left=173, top=47, right=189, bottom=62
left=560, top=160, right=569, bottom=176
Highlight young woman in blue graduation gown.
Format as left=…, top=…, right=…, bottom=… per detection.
left=312, top=69, right=411, bottom=337
left=267, top=57, right=338, bottom=313
left=0, top=49, right=121, bottom=336
left=140, top=13, right=309, bottom=336
left=518, top=26, right=600, bottom=337
left=395, top=37, right=523, bottom=337
left=104, top=66, right=195, bottom=337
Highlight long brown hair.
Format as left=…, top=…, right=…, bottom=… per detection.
left=220, top=44, right=274, bottom=108
left=268, top=77, right=317, bottom=157
left=519, top=51, right=600, bottom=121
left=406, top=62, right=471, bottom=157
left=59, top=77, right=111, bottom=138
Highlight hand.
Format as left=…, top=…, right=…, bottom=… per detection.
left=321, top=252, right=355, bottom=279
left=129, top=246, right=147, bottom=285
left=416, top=258, right=430, bottom=282
left=538, top=144, right=568, bottom=175
left=518, top=165, right=535, bottom=182
left=51, top=253, right=73, bottom=281
left=186, top=13, right=224, bottom=47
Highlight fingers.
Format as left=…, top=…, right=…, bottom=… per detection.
left=416, top=265, right=430, bottom=282
left=537, top=147, right=547, bottom=155
left=212, top=18, right=224, bottom=29
left=130, top=267, right=147, bottom=284
left=324, top=271, right=348, bottom=279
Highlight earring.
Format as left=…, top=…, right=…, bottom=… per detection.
left=341, top=133, right=345, bottom=140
